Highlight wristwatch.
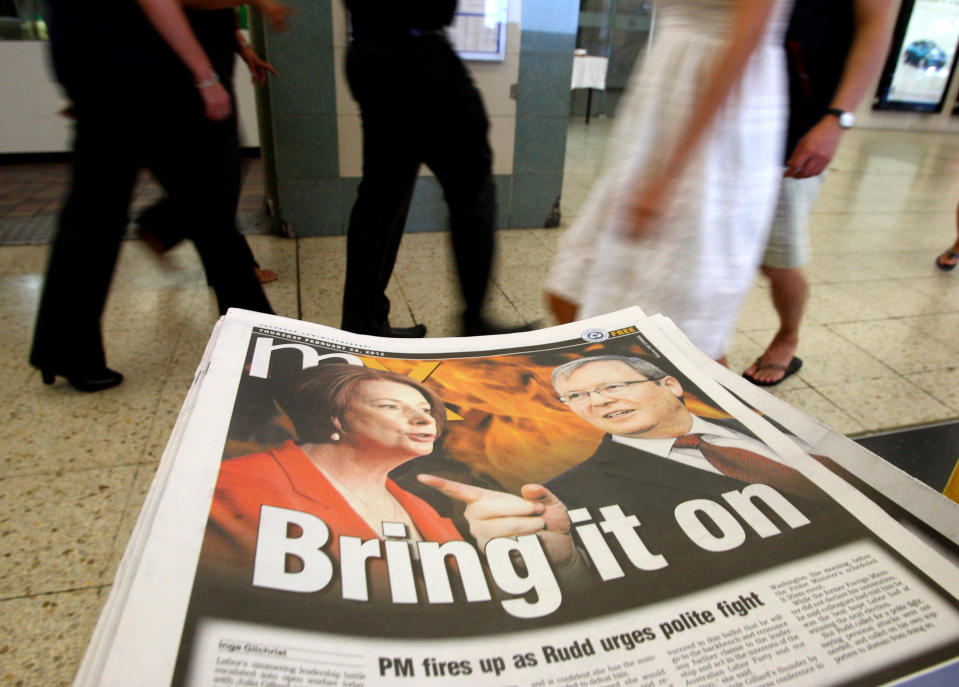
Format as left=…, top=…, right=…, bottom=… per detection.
left=825, top=108, right=855, bottom=129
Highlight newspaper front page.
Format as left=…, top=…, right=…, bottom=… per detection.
left=82, top=309, right=959, bottom=686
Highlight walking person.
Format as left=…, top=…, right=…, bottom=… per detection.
left=339, top=0, right=526, bottom=338
left=546, top=0, right=795, bottom=365
left=743, top=0, right=893, bottom=385
left=30, top=0, right=280, bottom=391
left=136, top=7, right=288, bottom=285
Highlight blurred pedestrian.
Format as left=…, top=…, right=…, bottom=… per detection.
left=136, top=4, right=289, bottom=285
left=30, top=0, right=278, bottom=392
left=546, top=0, right=793, bottom=365
left=340, top=0, right=528, bottom=337
left=743, top=0, right=893, bottom=386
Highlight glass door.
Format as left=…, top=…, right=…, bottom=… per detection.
left=574, top=0, right=653, bottom=117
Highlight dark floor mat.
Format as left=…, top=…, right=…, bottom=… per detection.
left=854, top=420, right=959, bottom=492
left=0, top=210, right=272, bottom=246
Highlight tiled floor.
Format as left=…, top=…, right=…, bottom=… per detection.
left=1, top=121, right=959, bottom=684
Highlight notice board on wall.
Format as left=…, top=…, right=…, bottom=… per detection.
left=449, top=0, right=508, bottom=61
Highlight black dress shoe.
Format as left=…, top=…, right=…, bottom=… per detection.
left=462, top=316, right=536, bottom=337
left=342, top=320, right=428, bottom=338
left=378, top=323, right=427, bottom=338
left=41, top=367, right=124, bottom=392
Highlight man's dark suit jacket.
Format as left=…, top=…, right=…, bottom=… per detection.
left=545, top=433, right=872, bottom=607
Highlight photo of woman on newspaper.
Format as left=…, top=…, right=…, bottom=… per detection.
left=203, top=363, right=463, bottom=570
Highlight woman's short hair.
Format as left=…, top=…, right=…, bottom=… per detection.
left=280, top=364, right=446, bottom=443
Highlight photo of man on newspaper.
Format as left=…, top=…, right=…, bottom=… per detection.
left=420, top=354, right=859, bottom=605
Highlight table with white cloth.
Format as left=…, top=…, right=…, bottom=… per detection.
left=570, top=55, right=608, bottom=123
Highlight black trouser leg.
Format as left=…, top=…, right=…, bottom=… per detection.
left=448, top=175, right=495, bottom=321
left=30, top=99, right=139, bottom=372
left=372, top=180, right=416, bottom=325
left=342, top=165, right=418, bottom=333
left=137, top=93, right=259, bottom=275
left=136, top=195, right=187, bottom=251
left=147, top=99, right=271, bottom=315
left=341, top=44, right=421, bottom=334
left=423, top=53, right=496, bottom=322
left=342, top=38, right=496, bottom=332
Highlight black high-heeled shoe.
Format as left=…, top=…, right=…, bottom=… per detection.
left=41, top=367, right=124, bottom=392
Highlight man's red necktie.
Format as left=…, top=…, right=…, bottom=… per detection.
left=672, top=433, right=821, bottom=500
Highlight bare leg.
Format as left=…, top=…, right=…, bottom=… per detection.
left=547, top=291, right=579, bottom=324
left=743, top=264, right=807, bottom=383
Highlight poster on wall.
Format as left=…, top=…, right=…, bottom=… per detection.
left=449, top=0, right=508, bottom=61
left=874, top=0, right=959, bottom=112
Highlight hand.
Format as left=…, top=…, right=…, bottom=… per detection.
left=253, top=0, right=295, bottom=32
left=783, top=117, right=842, bottom=179
left=199, top=80, right=232, bottom=121
left=239, top=45, right=278, bottom=86
left=624, top=172, right=674, bottom=240
left=418, top=474, right=577, bottom=567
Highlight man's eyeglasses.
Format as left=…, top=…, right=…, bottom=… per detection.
left=557, top=378, right=662, bottom=405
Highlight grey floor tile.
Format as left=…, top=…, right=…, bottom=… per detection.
left=899, top=312, right=959, bottom=353
left=774, top=387, right=866, bottom=436
left=814, top=377, right=955, bottom=434
left=246, top=234, right=300, bottom=319
left=0, top=465, right=139, bottom=597
left=0, top=385, right=158, bottom=478
left=724, top=330, right=769, bottom=381
left=768, top=324, right=895, bottom=388
left=829, top=319, right=957, bottom=376
left=297, top=235, right=347, bottom=328
left=907, top=367, right=959, bottom=414
left=0, top=587, right=107, bottom=687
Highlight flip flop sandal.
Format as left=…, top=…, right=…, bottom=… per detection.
left=743, top=356, right=803, bottom=387
left=935, top=251, right=958, bottom=272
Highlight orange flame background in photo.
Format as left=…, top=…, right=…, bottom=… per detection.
left=361, top=343, right=732, bottom=493
left=368, top=354, right=603, bottom=492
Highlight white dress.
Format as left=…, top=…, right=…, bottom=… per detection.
left=548, top=0, right=792, bottom=359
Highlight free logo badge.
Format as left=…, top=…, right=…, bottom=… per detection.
left=581, top=328, right=609, bottom=343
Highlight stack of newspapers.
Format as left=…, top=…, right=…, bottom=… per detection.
left=75, top=307, right=959, bottom=686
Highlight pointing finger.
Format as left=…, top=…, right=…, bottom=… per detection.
left=417, top=473, right=505, bottom=505
left=467, top=495, right=544, bottom=520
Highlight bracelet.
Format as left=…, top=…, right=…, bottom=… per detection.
left=195, top=73, right=220, bottom=89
